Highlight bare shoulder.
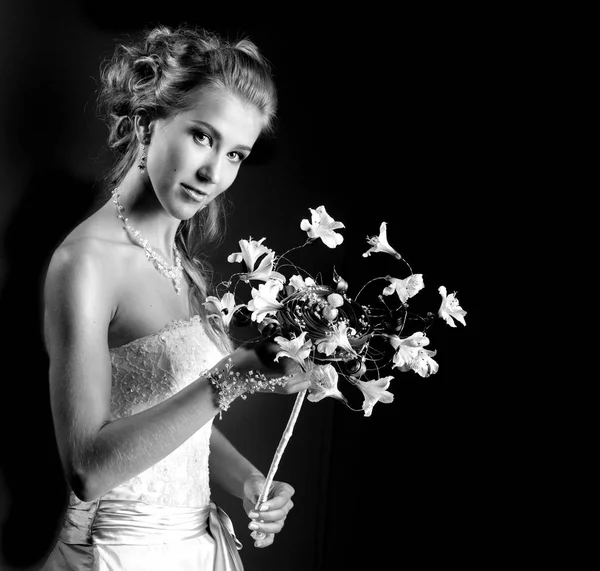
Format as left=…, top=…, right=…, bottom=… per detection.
left=43, top=238, right=119, bottom=346
left=45, top=204, right=129, bottom=298
left=43, top=206, right=132, bottom=349
left=45, top=236, right=122, bottom=295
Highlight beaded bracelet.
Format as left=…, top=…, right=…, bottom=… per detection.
left=205, top=358, right=291, bottom=417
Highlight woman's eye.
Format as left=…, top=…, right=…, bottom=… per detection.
left=194, top=132, right=212, bottom=146
left=228, top=151, right=245, bottom=163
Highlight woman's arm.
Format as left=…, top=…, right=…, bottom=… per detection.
left=209, top=427, right=263, bottom=499
left=45, top=239, right=305, bottom=503
left=44, top=239, right=224, bottom=501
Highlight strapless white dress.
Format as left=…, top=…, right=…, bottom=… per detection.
left=41, top=315, right=244, bottom=570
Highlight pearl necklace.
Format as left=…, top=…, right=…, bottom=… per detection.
left=112, top=189, right=183, bottom=295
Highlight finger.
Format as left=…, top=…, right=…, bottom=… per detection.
left=243, top=483, right=265, bottom=513
left=249, top=503, right=291, bottom=525
left=253, top=532, right=275, bottom=548
left=268, top=482, right=295, bottom=503
left=248, top=497, right=292, bottom=522
left=263, top=496, right=294, bottom=516
left=258, top=490, right=294, bottom=512
left=283, top=371, right=308, bottom=386
left=267, top=377, right=310, bottom=396
left=246, top=481, right=294, bottom=516
left=249, top=516, right=286, bottom=536
left=285, top=378, right=311, bottom=394
left=267, top=375, right=309, bottom=395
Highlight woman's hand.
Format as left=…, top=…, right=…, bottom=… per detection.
left=242, top=474, right=296, bottom=548
left=268, top=370, right=311, bottom=395
left=228, top=335, right=311, bottom=395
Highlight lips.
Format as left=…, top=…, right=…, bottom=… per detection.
left=181, top=183, right=206, bottom=203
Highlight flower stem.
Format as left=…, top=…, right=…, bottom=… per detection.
left=254, top=388, right=307, bottom=510
left=276, top=239, right=313, bottom=265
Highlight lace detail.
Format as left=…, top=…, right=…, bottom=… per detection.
left=99, top=315, right=226, bottom=508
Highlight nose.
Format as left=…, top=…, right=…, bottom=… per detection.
left=197, top=152, right=222, bottom=185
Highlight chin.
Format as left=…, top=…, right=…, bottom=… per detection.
left=178, top=206, right=203, bottom=222
left=177, top=188, right=212, bottom=219
left=162, top=201, right=196, bottom=222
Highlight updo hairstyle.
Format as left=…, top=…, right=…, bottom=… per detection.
left=98, top=24, right=278, bottom=349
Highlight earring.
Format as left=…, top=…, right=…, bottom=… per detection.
left=138, top=144, right=147, bottom=172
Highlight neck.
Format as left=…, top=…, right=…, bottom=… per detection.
left=113, top=170, right=181, bottom=263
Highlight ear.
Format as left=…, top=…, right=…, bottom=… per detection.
left=133, top=112, right=153, bottom=145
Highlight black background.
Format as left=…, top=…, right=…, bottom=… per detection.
left=0, top=2, right=486, bottom=569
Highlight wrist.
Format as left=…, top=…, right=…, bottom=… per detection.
left=205, top=358, right=288, bottom=415
left=244, top=471, right=265, bottom=487
left=206, top=358, right=248, bottom=412
left=243, top=472, right=266, bottom=504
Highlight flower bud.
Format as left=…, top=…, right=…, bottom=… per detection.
left=335, top=278, right=348, bottom=293
left=322, top=306, right=338, bottom=321
left=327, top=293, right=344, bottom=308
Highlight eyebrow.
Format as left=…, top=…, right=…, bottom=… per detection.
left=190, top=119, right=253, bottom=153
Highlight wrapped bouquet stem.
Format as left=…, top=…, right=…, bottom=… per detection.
left=252, top=386, right=307, bottom=536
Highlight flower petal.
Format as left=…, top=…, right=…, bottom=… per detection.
left=438, top=285, right=467, bottom=327
left=315, top=322, right=358, bottom=357
left=300, top=206, right=345, bottom=249
left=247, top=280, right=284, bottom=323
left=203, top=292, right=242, bottom=329
left=383, top=274, right=424, bottom=303
left=363, top=222, right=402, bottom=259
left=273, top=332, right=313, bottom=364
left=352, top=376, right=394, bottom=417
left=306, top=363, right=348, bottom=404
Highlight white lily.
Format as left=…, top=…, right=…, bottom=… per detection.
left=351, top=376, right=395, bottom=417
left=387, top=330, right=429, bottom=350
left=306, top=363, right=348, bottom=404
left=315, top=321, right=358, bottom=357
left=242, top=251, right=286, bottom=283
left=410, top=348, right=439, bottom=377
left=203, top=292, right=242, bottom=329
left=289, top=274, right=316, bottom=291
left=388, top=331, right=422, bottom=368
left=383, top=274, right=424, bottom=303
left=227, top=237, right=285, bottom=283
left=438, top=286, right=467, bottom=327
left=387, top=332, right=439, bottom=377
left=274, top=332, right=313, bottom=366
left=228, top=236, right=268, bottom=266
left=300, top=205, right=345, bottom=248
left=362, top=222, right=402, bottom=260
left=247, top=279, right=284, bottom=323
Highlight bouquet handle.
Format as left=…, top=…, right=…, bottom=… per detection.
left=251, top=387, right=307, bottom=540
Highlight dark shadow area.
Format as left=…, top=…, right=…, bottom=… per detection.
left=0, top=168, right=99, bottom=567
left=322, top=202, right=484, bottom=568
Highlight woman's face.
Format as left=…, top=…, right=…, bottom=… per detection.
left=146, top=86, right=265, bottom=219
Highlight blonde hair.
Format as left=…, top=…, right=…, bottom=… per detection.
left=98, top=24, right=278, bottom=351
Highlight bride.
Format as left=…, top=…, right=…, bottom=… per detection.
left=41, top=23, right=309, bottom=571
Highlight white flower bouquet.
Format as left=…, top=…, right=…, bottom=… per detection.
left=205, top=205, right=467, bottom=523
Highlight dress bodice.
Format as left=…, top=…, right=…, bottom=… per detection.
left=91, top=315, right=226, bottom=508
left=44, top=316, right=247, bottom=569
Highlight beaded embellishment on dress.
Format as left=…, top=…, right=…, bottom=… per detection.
left=104, top=315, right=225, bottom=507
